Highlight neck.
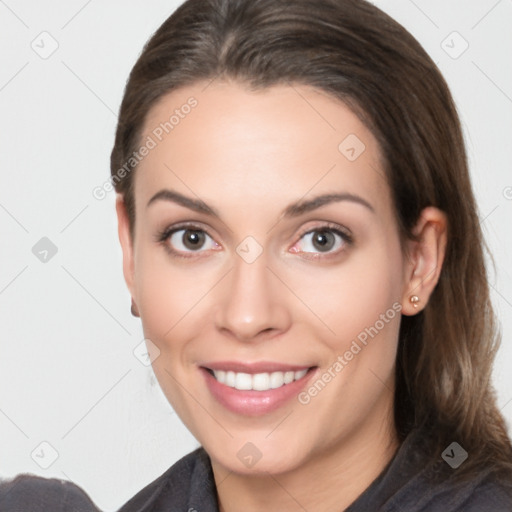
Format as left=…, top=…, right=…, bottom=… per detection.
left=212, top=390, right=399, bottom=512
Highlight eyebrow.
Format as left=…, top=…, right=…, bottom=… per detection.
left=146, top=189, right=374, bottom=217
left=147, top=189, right=220, bottom=217
left=283, top=193, right=374, bottom=217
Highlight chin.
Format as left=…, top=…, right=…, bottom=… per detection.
left=202, top=430, right=315, bottom=477
left=212, top=446, right=304, bottom=476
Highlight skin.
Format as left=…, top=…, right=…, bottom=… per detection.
left=117, top=81, right=447, bottom=511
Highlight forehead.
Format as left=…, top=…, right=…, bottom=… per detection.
left=135, top=81, right=391, bottom=217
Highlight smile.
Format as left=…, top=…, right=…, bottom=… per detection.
left=208, top=369, right=309, bottom=391
left=200, top=363, right=317, bottom=416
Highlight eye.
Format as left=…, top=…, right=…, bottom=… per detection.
left=291, top=226, right=352, bottom=255
left=159, top=226, right=220, bottom=255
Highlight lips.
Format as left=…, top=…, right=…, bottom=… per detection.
left=200, top=361, right=317, bottom=416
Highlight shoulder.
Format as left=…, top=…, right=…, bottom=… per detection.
left=448, top=476, right=512, bottom=512
left=406, top=427, right=512, bottom=511
left=118, top=447, right=218, bottom=512
left=0, top=474, right=100, bottom=512
left=387, top=454, right=512, bottom=512
left=349, top=425, right=512, bottom=512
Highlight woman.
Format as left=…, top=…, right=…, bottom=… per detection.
left=110, top=0, right=512, bottom=510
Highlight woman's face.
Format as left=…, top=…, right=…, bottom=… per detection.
left=119, top=81, right=413, bottom=475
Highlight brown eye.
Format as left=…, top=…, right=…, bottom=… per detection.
left=182, top=230, right=206, bottom=250
left=167, top=228, right=218, bottom=253
left=311, top=230, right=336, bottom=252
left=294, top=227, right=351, bottom=255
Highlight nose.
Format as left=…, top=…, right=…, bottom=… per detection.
left=214, top=253, right=292, bottom=343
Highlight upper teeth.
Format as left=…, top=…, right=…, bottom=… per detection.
left=212, top=369, right=308, bottom=391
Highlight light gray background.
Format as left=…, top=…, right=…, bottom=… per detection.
left=0, top=1, right=511, bottom=510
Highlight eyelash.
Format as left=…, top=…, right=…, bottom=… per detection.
left=155, top=222, right=353, bottom=260
left=293, top=223, right=353, bottom=260
left=155, top=222, right=217, bottom=260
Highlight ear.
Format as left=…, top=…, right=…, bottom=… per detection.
left=116, top=195, right=136, bottom=300
left=401, top=206, right=448, bottom=316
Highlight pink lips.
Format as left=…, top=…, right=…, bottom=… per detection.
left=200, top=361, right=316, bottom=416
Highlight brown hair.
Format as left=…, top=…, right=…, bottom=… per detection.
left=111, top=0, right=512, bottom=482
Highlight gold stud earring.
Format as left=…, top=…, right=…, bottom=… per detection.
left=409, top=295, right=420, bottom=308
left=131, top=298, right=140, bottom=317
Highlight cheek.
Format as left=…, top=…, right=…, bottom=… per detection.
left=290, top=237, right=404, bottom=350
left=133, top=249, right=207, bottom=417
left=291, top=245, right=403, bottom=433
left=133, top=247, right=204, bottom=353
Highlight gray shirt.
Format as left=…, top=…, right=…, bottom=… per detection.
left=118, top=428, right=512, bottom=511
left=2, top=427, right=511, bottom=511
